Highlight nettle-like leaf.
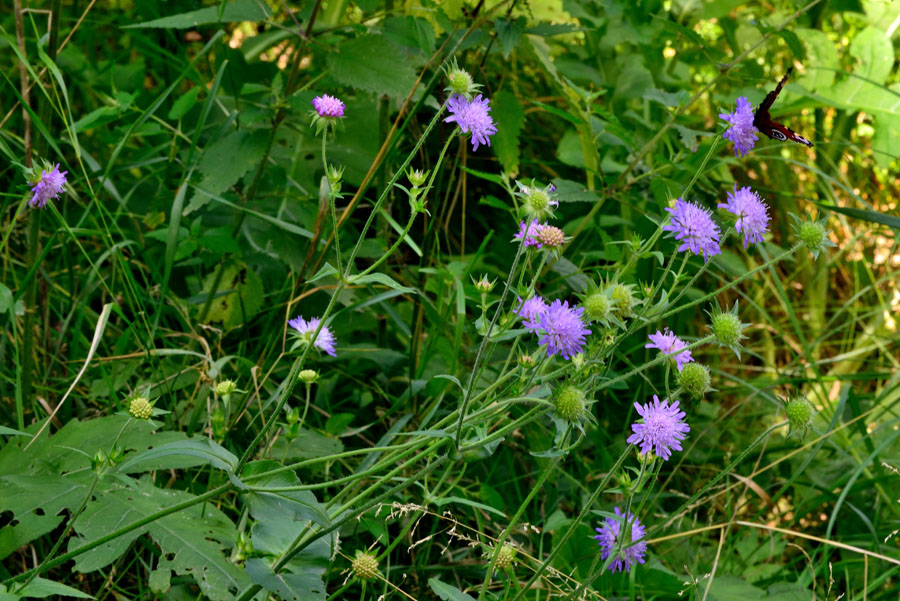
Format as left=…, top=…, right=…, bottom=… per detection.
left=186, top=129, right=270, bottom=215
left=242, top=461, right=335, bottom=601
left=491, top=90, right=525, bottom=175
left=68, top=477, right=248, bottom=600
left=199, top=262, right=265, bottom=328
left=326, top=34, right=417, bottom=100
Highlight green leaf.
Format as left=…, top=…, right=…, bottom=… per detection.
left=643, top=87, right=689, bottom=108
left=326, top=35, right=417, bottom=99
left=798, top=28, right=839, bottom=91
left=429, top=578, right=477, bottom=601
left=815, top=203, right=900, bottom=230
left=551, top=178, right=599, bottom=203
left=0, top=425, right=30, bottom=438
left=125, top=0, right=271, bottom=29
left=269, top=429, right=344, bottom=461
left=198, top=262, right=265, bottom=328
left=491, top=89, right=525, bottom=175
left=168, top=86, right=202, bottom=120
left=244, top=461, right=330, bottom=527
left=12, top=577, right=94, bottom=599
left=350, top=272, right=416, bottom=293
left=69, top=478, right=248, bottom=601
left=116, top=439, right=245, bottom=489
left=186, top=129, right=270, bottom=214
left=382, top=16, right=436, bottom=55
left=494, top=17, right=526, bottom=58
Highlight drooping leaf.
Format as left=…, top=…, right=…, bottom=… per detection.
left=494, top=17, right=527, bottom=58
left=125, top=0, right=271, bottom=29
left=429, top=578, right=477, bottom=601
left=326, top=35, right=418, bottom=100
left=116, top=438, right=245, bottom=489
left=9, top=577, right=94, bottom=599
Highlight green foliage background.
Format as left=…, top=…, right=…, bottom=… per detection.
left=1, top=0, right=899, bottom=599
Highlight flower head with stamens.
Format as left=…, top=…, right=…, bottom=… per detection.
left=645, top=328, right=694, bottom=371
left=662, top=198, right=722, bottom=261
left=719, top=96, right=758, bottom=157
left=516, top=296, right=548, bottom=333
left=288, top=315, right=337, bottom=357
left=534, top=300, right=591, bottom=360
left=719, top=184, right=770, bottom=248
left=514, top=220, right=545, bottom=247
left=627, top=395, right=689, bottom=461
left=29, top=163, right=67, bottom=208
left=444, top=94, right=497, bottom=152
left=594, top=507, right=647, bottom=573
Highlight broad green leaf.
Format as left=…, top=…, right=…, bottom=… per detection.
left=116, top=439, right=245, bottom=489
left=350, top=272, right=416, bottom=293
left=798, top=28, right=839, bottom=91
left=69, top=477, right=248, bottom=601
left=429, top=578, right=477, bottom=601
left=0, top=425, right=29, bottom=438
left=551, top=178, right=599, bottom=203
left=198, top=262, right=265, bottom=328
left=816, top=203, right=900, bottom=230
left=244, top=461, right=330, bottom=528
left=12, top=577, right=93, bottom=599
left=186, top=129, right=270, bottom=214
left=494, top=17, right=527, bottom=58
left=326, top=35, right=417, bottom=99
left=125, top=0, right=271, bottom=29
left=168, top=86, right=202, bottom=120
left=382, top=16, right=436, bottom=56
left=269, top=429, right=344, bottom=461
left=492, top=90, right=525, bottom=175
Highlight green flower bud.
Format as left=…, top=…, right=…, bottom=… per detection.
left=791, top=213, right=836, bottom=259
left=473, top=274, right=496, bottom=294
left=299, top=369, right=319, bottom=384
left=447, top=69, right=476, bottom=96
left=708, top=301, right=748, bottom=357
left=676, top=362, right=712, bottom=400
left=584, top=290, right=611, bottom=322
left=407, top=168, right=429, bottom=188
left=554, top=385, right=586, bottom=422
left=609, top=283, right=638, bottom=317
left=518, top=354, right=536, bottom=368
left=517, top=182, right=558, bottom=221
left=784, top=396, right=815, bottom=437
left=351, top=550, right=379, bottom=580
left=494, top=543, right=517, bottom=569
left=215, top=379, right=237, bottom=397
left=128, top=396, right=153, bottom=420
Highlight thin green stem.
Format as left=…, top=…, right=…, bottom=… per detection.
left=324, top=132, right=343, bottom=275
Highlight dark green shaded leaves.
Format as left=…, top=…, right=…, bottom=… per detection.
left=492, top=90, right=525, bottom=175
left=187, top=129, right=270, bottom=215
left=125, top=0, right=271, bottom=29
left=326, top=35, right=417, bottom=100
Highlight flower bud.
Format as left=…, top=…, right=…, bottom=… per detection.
left=791, top=213, right=835, bottom=259
left=351, top=550, right=379, bottom=580
left=676, top=362, right=712, bottom=400
left=299, top=369, right=319, bottom=384
left=128, top=396, right=153, bottom=420
left=785, top=396, right=815, bottom=436
left=516, top=181, right=559, bottom=221
left=609, top=283, right=638, bottom=317
left=494, top=543, right=517, bottom=569
left=445, top=65, right=479, bottom=98
left=554, top=385, right=586, bottom=422
left=584, top=290, right=611, bottom=322
left=518, top=354, right=535, bottom=368
left=709, top=301, right=748, bottom=356
left=473, top=275, right=496, bottom=294
left=216, top=379, right=237, bottom=397
left=636, top=450, right=656, bottom=465
left=536, top=224, right=565, bottom=248
left=407, top=168, right=428, bottom=188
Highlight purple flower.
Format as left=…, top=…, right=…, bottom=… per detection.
left=288, top=315, right=337, bottom=357
left=29, top=163, right=67, bottom=208
left=627, top=395, right=689, bottom=461
left=444, top=94, right=497, bottom=152
left=514, top=220, right=545, bottom=247
left=645, top=328, right=693, bottom=371
left=718, top=184, right=770, bottom=248
left=719, top=96, right=758, bottom=157
left=312, top=94, right=345, bottom=118
left=516, top=296, right=548, bottom=333
left=594, top=507, right=647, bottom=573
left=535, top=300, right=591, bottom=360
left=662, top=198, right=722, bottom=261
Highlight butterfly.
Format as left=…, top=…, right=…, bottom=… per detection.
left=753, top=67, right=813, bottom=147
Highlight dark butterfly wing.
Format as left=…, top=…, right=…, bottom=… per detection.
left=753, top=67, right=813, bottom=147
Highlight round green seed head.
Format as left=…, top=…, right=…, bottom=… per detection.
left=128, top=397, right=153, bottom=420
left=351, top=551, right=379, bottom=580
left=609, top=284, right=635, bottom=316
left=299, top=369, right=319, bottom=384
left=677, top=362, right=711, bottom=399
left=584, top=291, right=611, bottom=322
left=447, top=69, right=475, bottom=96
left=215, top=379, right=237, bottom=396
left=712, top=312, right=742, bottom=348
left=797, top=220, right=826, bottom=254
left=555, top=385, right=586, bottom=422
left=495, top=543, right=517, bottom=569
left=785, top=397, right=815, bottom=433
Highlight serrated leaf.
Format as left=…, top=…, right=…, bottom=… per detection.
left=326, top=35, right=417, bottom=99
left=69, top=478, right=248, bottom=601
left=551, top=178, right=599, bottom=202
left=199, top=262, right=265, bottom=328
left=643, top=87, right=689, bottom=108
left=494, top=17, right=526, bottom=58
left=125, top=0, right=271, bottom=29
left=429, top=578, right=477, bottom=601
left=186, top=129, right=269, bottom=214
left=491, top=90, right=525, bottom=175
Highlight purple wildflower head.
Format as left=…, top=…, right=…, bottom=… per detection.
left=718, top=184, right=770, bottom=248
left=535, top=300, right=591, bottom=360
left=662, top=198, right=722, bottom=261
left=444, top=94, right=497, bottom=152
left=626, top=395, right=689, bottom=461
left=514, top=220, right=545, bottom=247
left=645, top=328, right=694, bottom=371
left=719, top=96, right=758, bottom=157
left=312, top=94, right=345, bottom=118
left=516, top=296, right=548, bottom=333
left=29, top=163, right=67, bottom=208
left=594, top=507, right=647, bottom=573
left=288, top=315, right=337, bottom=357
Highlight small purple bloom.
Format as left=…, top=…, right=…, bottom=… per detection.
left=516, top=296, right=548, bottom=333
left=444, top=94, right=497, bottom=152
left=535, top=300, right=591, bottom=360
left=288, top=315, right=337, bottom=357
left=719, top=96, right=758, bottom=157
left=645, top=328, right=693, bottom=371
left=718, top=184, right=770, bottom=248
left=627, top=395, right=689, bottom=461
left=312, top=94, right=345, bottom=118
left=514, top=220, right=545, bottom=247
left=663, top=198, right=722, bottom=261
left=594, top=507, right=647, bottom=573
left=29, top=163, right=67, bottom=208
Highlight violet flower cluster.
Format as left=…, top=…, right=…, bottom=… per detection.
left=594, top=507, right=647, bottom=573
left=289, top=315, right=337, bottom=357
left=29, top=163, right=67, bottom=208
left=645, top=329, right=693, bottom=371
left=516, top=296, right=590, bottom=360
left=445, top=94, right=497, bottom=152
left=719, top=96, right=758, bottom=157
